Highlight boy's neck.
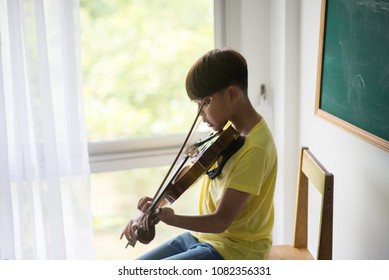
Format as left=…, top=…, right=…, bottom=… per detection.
left=231, top=101, right=262, bottom=136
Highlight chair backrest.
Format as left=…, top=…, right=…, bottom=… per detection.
left=294, top=146, right=334, bottom=259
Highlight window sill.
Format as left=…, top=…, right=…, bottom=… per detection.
left=88, top=131, right=209, bottom=173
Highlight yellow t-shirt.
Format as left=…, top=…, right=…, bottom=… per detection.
left=192, top=118, right=277, bottom=260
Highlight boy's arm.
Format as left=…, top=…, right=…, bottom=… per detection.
left=156, top=187, right=249, bottom=233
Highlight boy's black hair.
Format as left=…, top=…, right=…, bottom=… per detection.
left=185, top=48, right=248, bottom=100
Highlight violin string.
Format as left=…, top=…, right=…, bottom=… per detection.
left=150, top=154, right=189, bottom=210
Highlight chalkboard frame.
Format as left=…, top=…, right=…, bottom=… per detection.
left=315, top=0, right=389, bottom=152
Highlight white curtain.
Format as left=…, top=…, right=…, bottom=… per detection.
left=0, top=0, right=94, bottom=259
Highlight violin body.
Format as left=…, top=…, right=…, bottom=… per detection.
left=163, top=125, right=241, bottom=204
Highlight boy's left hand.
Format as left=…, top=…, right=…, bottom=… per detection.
left=155, top=207, right=175, bottom=225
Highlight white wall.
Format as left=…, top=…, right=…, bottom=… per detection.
left=227, top=0, right=389, bottom=259
left=299, top=0, right=389, bottom=259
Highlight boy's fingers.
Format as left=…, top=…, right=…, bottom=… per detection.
left=137, top=197, right=152, bottom=212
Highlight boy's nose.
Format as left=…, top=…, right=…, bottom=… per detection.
left=201, top=113, right=208, bottom=124
left=197, top=104, right=206, bottom=116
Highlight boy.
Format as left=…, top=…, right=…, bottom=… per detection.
left=121, top=48, right=277, bottom=260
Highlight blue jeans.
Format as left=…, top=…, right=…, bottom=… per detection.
left=136, top=232, right=224, bottom=260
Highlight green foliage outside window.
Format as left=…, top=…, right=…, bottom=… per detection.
left=80, top=0, right=214, bottom=141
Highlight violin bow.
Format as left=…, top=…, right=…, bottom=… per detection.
left=125, top=99, right=208, bottom=248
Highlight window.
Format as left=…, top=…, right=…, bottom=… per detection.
left=80, top=0, right=214, bottom=259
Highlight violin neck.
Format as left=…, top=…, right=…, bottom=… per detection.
left=147, top=101, right=208, bottom=209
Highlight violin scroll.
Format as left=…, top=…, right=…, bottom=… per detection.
left=125, top=210, right=159, bottom=248
left=135, top=212, right=157, bottom=244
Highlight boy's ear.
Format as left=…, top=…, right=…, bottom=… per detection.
left=227, top=86, right=241, bottom=103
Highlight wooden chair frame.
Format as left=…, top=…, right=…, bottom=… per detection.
left=269, top=147, right=334, bottom=260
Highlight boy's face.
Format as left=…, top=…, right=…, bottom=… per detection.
left=194, top=90, right=230, bottom=131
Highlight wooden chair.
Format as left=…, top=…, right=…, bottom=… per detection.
left=269, top=147, right=334, bottom=260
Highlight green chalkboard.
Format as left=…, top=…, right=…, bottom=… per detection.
left=315, top=0, right=389, bottom=151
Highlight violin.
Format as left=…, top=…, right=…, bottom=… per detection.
left=124, top=101, right=244, bottom=248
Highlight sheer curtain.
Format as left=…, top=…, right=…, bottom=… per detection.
left=0, top=0, right=94, bottom=259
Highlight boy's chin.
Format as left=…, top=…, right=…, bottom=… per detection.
left=212, top=125, right=225, bottom=132
left=205, top=121, right=228, bottom=132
